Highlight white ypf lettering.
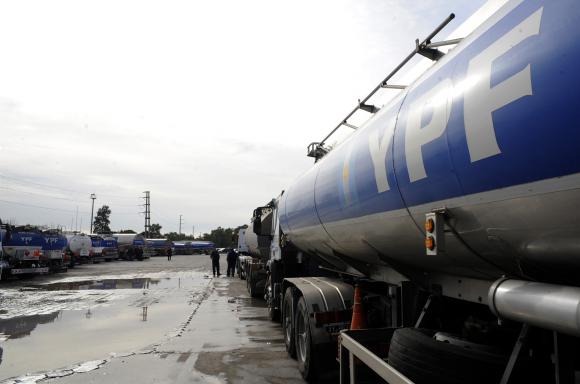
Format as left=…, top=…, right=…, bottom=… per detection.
left=464, top=8, right=543, bottom=162
left=405, top=78, right=453, bottom=182
left=369, top=118, right=396, bottom=193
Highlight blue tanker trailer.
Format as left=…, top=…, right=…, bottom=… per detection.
left=171, top=241, right=215, bottom=255
left=0, top=226, right=49, bottom=278
left=191, top=241, right=215, bottom=253
left=41, top=232, right=68, bottom=273
left=146, top=238, right=171, bottom=256
left=248, top=1, right=580, bottom=383
left=89, top=235, right=106, bottom=263
left=100, top=236, right=119, bottom=261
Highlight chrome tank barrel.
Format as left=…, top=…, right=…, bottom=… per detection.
left=489, top=279, right=580, bottom=337
left=244, top=223, right=260, bottom=257
left=279, top=0, right=580, bottom=283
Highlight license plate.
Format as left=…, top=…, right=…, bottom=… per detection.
left=11, top=267, right=49, bottom=274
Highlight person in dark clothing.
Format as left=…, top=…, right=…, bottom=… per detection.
left=210, top=249, right=220, bottom=277
left=167, top=247, right=172, bottom=261
left=226, top=249, right=237, bottom=277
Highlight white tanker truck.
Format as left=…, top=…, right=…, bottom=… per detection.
left=245, top=1, right=580, bottom=383
left=65, top=233, right=92, bottom=266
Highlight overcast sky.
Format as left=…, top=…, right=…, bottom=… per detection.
left=0, top=0, right=487, bottom=235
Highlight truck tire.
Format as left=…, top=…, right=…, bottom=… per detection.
left=249, top=280, right=259, bottom=298
left=247, top=271, right=253, bottom=296
left=248, top=269, right=260, bottom=298
left=283, top=288, right=296, bottom=358
left=387, top=328, right=508, bottom=384
left=266, top=275, right=280, bottom=321
left=295, top=296, right=318, bottom=381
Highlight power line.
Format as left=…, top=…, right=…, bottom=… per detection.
left=0, top=173, right=146, bottom=202
left=0, top=173, right=84, bottom=195
left=0, top=198, right=90, bottom=214
left=0, top=186, right=83, bottom=202
left=113, top=211, right=142, bottom=216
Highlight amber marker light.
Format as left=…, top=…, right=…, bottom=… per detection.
left=425, top=218, right=435, bottom=233
left=425, top=236, right=435, bottom=251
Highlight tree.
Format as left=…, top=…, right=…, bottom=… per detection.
left=201, top=226, right=236, bottom=247
left=164, top=232, right=190, bottom=241
left=141, top=223, right=163, bottom=238
left=118, top=229, right=136, bottom=234
left=149, top=223, right=163, bottom=238
left=93, top=205, right=111, bottom=234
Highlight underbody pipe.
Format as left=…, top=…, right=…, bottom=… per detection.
left=488, top=278, right=580, bottom=337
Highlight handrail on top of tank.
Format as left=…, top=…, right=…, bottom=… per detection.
left=307, top=13, right=462, bottom=162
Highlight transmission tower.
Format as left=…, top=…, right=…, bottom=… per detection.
left=143, top=191, right=151, bottom=237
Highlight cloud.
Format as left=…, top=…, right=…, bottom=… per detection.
left=0, top=0, right=484, bottom=234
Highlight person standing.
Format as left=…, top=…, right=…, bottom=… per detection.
left=210, top=249, right=221, bottom=277
left=226, top=248, right=237, bottom=277
left=167, top=247, right=172, bottom=261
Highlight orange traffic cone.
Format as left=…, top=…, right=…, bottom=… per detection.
left=350, top=284, right=367, bottom=330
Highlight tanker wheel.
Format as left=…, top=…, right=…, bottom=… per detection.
left=283, top=288, right=296, bottom=358
left=246, top=271, right=252, bottom=295
left=387, top=328, right=508, bottom=384
left=249, top=280, right=259, bottom=298
left=247, top=271, right=255, bottom=297
left=295, top=296, right=318, bottom=381
left=266, top=275, right=280, bottom=322
left=248, top=270, right=259, bottom=298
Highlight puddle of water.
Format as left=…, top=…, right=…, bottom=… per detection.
left=238, top=316, right=269, bottom=321
left=25, top=277, right=164, bottom=291
left=0, top=272, right=210, bottom=380
left=249, top=338, right=285, bottom=344
left=0, top=312, right=60, bottom=340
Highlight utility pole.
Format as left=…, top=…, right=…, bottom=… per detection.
left=179, top=214, right=183, bottom=235
left=192, top=225, right=195, bottom=239
left=142, top=191, right=151, bottom=238
left=90, top=193, right=96, bottom=234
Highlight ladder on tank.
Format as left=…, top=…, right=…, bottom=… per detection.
left=307, top=13, right=463, bottom=162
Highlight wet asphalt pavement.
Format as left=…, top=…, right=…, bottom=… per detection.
left=0, top=255, right=306, bottom=384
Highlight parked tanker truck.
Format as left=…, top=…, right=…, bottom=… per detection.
left=89, top=235, right=106, bottom=263
left=65, top=233, right=92, bottom=266
left=41, top=232, right=68, bottom=272
left=0, top=225, right=49, bottom=278
left=113, top=233, right=146, bottom=260
left=101, top=236, right=119, bottom=261
left=236, top=227, right=256, bottom=279
left=146, top=238, right=171, bottom=256
left=245, top=1, right=580, bottom=383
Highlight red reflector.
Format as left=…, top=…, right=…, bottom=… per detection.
left=314, top=310, right=351, bottom=326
